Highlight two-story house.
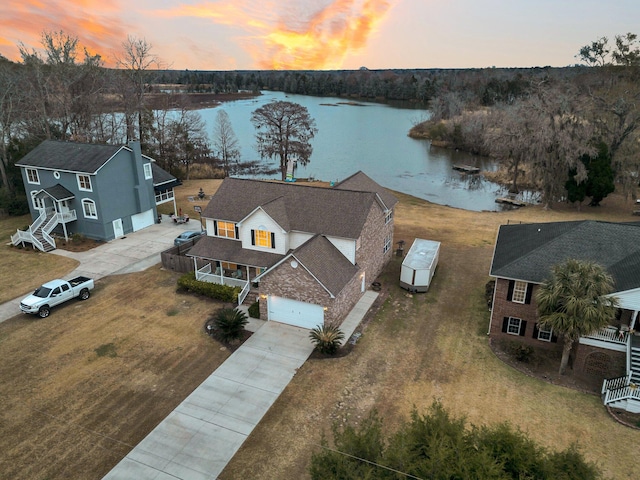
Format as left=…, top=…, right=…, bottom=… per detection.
left=187, top=171, right=397, bottom=329
left=12, top=140, right=179, bottom=251
left=489, top=220, right=640, bottom=413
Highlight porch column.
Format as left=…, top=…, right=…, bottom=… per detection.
left=172, top=191, right=177, bottom=216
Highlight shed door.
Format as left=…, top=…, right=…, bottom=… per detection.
left=131, top=209, right=155, bottom=232
left=267, top=296, right=324, bottom=330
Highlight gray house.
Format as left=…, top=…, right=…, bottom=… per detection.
left=12, top=140, right=179, bottom=251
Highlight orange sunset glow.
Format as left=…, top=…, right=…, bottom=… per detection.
left=1, top=1, right=638, bottom=70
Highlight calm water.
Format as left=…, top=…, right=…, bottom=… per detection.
left=198, top=91, right=514, bottom=211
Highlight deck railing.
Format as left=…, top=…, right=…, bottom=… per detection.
left=602, top=372, right=632, bottom=395
left=581, top=326, right=628, bottom=346
left=196, top=263, right=249, bottom=305
left=603, top=384, right=640, bottom=405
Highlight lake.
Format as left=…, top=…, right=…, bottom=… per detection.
left=197, top=91, right=517, bottom=211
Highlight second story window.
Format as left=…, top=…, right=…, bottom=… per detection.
left=385, top=210, right=393, bottom=224
left=217, top=221, right=237, bottom=239
left=251, top=228, right=275, bottom=248
left=511, top=281, right=527, bottom=303
left=77, top=174, right=92, bottom=192
left=143, top=163, right=153, bottom=180
left=26, top=168, right=40, bottom=184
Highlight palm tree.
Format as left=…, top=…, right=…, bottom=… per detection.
left=309, top=323, right=345, bottom=355
left=536, top=259, right=618, bottom=375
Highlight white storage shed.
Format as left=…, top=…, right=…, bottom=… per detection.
left=399, top=238, right=441, bottom=292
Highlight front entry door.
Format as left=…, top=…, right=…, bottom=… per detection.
left=112, top=218, right=124, bottom=238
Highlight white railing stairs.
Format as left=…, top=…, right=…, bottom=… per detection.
left=9, top=208, right=77, bottom=252
left=601, top=340, right=640, bottom=413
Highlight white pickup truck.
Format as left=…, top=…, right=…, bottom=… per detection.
left=20, top=276, right=94, bottom=318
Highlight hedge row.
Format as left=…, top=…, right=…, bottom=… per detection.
left=177, top=272, right=240, bottom=303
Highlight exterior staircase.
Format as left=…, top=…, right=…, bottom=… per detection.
left=602, top=335, right=640, bottom=413
left=242, top=290, right=259, bottom=307
left=11, top=210, right=57, bottom=252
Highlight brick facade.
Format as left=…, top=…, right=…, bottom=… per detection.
left=490, top=279, right=562, bottom=352
left=491, top=277, right=629, bottom=379
left=356, top=203, right=394, bottom=284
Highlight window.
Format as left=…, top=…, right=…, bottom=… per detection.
left=383, top=233, right=392, bottom=253
left=26, top=168, right=40, bottom=184
left=221, top=262, right=237, bottom=270
left=143, top=163, right=153, bottom=180
left=31, top=191, right=45, bottom=210
left=77, top=174, right=92, bottom=191
left=82, top=199, right=97, bottom=219
left=385, top=210, right=393, bottom=224
left=507, top=317, right=523, bottom=335
left=536, top=324, right=553, bottom=342
left=511, top=281, right=527, bottom=303
left=251, top=228, right=275, bottom=249
left=217, top=221, right=237, bottom=239
left=255, top=229, right=271, bottom=247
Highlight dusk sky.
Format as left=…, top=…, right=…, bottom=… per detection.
left=1, top=0, right=638, bottom=70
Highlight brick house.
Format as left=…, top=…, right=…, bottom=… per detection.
left=187, top=171, right=397, bottom=329
left=488, top=220, right=640, bottom=413
left=11, top=140, right=179, bottom=251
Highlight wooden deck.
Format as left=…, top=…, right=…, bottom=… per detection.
left=452, top=164, right=480, bottom=174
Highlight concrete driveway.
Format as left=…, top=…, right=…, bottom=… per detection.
left=103, top=321, right=315, bottom=480
left=0, top=218, right=197, bottom=323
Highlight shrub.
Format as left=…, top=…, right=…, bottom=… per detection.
left=309, top=323, right=345, bottom=355
left=207, top=307, right=248, bottom=343
left=505, top=341, right=534, bottom=363
left=248, top=301, right=260, bottom=319
left=177, top=272, right=240, bottom=302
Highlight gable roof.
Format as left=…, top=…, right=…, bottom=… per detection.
left=334, top=171, right=398, bottom=211
left=150, top=162, right=180, bottom=189
left=16, top=140, right=124, bottom=174
left=203, top=175, right=392, bottom=239
left=290, top=235, right=358, bottom=296
left=490, top=220, right=640, bottom=292
left=36, top=184, right=75, bottom=201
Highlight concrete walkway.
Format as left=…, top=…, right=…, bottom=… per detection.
left=0, top=218, right=195, bottom=323
left=103, top=292, right=379, bottom=480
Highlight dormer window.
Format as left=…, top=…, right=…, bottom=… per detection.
left=77, top=174, right=92, bottom=192
left=251, top=227, right=275, bottom=249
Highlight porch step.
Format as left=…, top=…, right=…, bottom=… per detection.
left=32, top=233, right=56, bottom=252
left=242, top=290, right=259, bottom=306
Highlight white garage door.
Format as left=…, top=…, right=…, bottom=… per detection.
left=267, top=296, right=324, bottom=330
left=131, top=209, right=155, bottom=232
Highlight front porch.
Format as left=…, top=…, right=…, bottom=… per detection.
left=195, top=261, right=256, bottom=306
left=12, top=185, right=77, bottom=252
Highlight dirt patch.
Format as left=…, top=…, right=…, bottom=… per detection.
left=55, top=236, right=105, bottom=252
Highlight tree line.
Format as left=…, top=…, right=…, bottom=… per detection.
left=413, top=33, right=640, bottom=208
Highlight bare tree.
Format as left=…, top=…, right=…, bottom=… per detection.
left=161, top=106, right=211, bottom=179
left=251, top=101, right=317, bottom=181
left=114, top=36, right=159, bottom=144
left=0, top=60, right=20, bottom=191
left=212, top=110, right=240, bottom=177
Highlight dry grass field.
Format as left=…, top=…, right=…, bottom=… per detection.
left=0, top=214, right=79, bottom=304
left=0, top=178, right=638, bottom=479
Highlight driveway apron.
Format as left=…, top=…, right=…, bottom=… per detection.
left=103, top=321, right=315, bottom=480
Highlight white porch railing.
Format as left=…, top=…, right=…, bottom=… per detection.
left=602, top=372, right=632, bottom=395
left=580, top=326, right=628, bottom=352
left=155, top=190, right=174, bottom=204
left=195, top=263, right=250, bottom=305
left=603, top=383, right=640, bottom=406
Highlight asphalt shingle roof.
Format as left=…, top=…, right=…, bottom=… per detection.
left=292, top=235, right=358, bottom=296
left=334, top=171, right=398, bottom=210
left=40, top=184, right=75, bottom=201
left=202, top=175, right=386, bottom=239
left=16, top=140, right=124, bottom=174
left=187, top=236, right=284, bottom=268
left=490, top=220, right=640, bottom=292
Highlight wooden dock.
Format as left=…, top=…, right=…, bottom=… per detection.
left=452, top=164, right=480, bottom=174
left=495, top=197, right=526, bottom=207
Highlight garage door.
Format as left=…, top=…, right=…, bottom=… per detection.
left=131, top=209, right=155, bottom=232
left=267, top=296, right=324, bottom=330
